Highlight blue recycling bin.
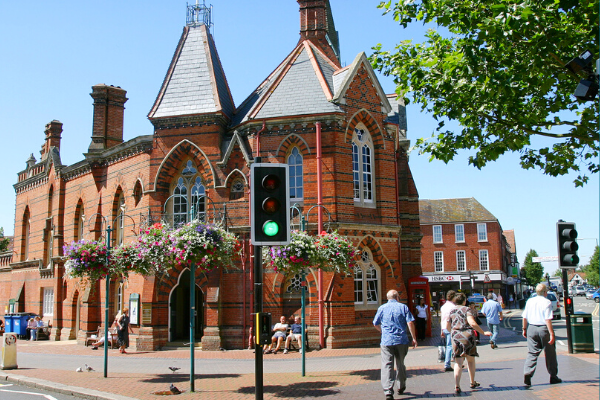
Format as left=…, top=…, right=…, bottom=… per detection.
left=13, top=313, right=37, bottom=338
left=3, top=315, right=15, bottom=333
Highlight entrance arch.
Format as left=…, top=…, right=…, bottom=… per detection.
left=169, top=269, right=204, bottom=342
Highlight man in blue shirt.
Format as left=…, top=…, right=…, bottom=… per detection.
left=373, top=290, right=417, bottom=400
left=481, top=293, right=503, bottom=349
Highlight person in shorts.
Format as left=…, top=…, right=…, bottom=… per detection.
left=283, top=316, right=304, bottom=354
left=264, top=315, right=288, bottom=354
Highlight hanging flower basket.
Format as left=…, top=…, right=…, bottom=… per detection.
left=263, top=230, right=357, bottom=275
left=63, top=240, right=110, bottom=282
left=263, top=230, right=320, bottom=274
left=169, top=220, right=240, bottom=271
left=134, top=222, right=176, bottom=275
left=110, top=243, right=144, bottom=278
left=314, top=230, right=357, bottom=273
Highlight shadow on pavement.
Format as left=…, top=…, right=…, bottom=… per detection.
left=140, top=373, right=241, bottom=383
left=347, top=368, right=378, bottom=380
left=237, top=381, right=340, bottom=398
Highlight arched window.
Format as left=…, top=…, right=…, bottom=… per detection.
left=113, top=191, right=125, bottom=246
left=352, top=126, right=374, bottom=206
left=74, top=200, right=85, bottom=241
left=133, top=181, right=143, bottom=206
left=287, top=147, right=303, bottom=201
left=354, top=249, right=380, bottom=308
left=229, top=178, right=245, bottom=201
left=21, top=207, right=30, bottom=261
left=171, top=160, right=205, bottom=225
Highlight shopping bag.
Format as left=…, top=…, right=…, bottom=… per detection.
left=437, top=339, right=445, bottom=362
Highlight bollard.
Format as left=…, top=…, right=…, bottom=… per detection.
left=1, top=332, right=18, bottom=370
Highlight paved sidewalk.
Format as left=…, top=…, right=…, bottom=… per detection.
left=0, top=310, right=597, bottom=399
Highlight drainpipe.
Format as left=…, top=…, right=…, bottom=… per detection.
left=255, top=120, right=266, bottom=158
left=316, top=121, right=324, bottom=349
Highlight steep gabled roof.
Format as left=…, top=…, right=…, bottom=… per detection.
left=232, top=41, right=342, bottom=127
left=331, top=52, right=392, bottom=114
left=148, top=24, right=234, bottom=120
left=419, top=198, right=498, bottom=225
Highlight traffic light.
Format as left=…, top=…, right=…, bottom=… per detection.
left=556, top=221, right=579, bottom=268
left=250, top=163, right=290, bottom=245
left=564, top=296, right=574, bottom=315
left=255, top=312, right=272, bottom=346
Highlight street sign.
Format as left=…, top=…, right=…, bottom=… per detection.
left=532, top=256, right=559, bottom=262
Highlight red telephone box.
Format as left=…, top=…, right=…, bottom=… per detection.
left=408, top=276, right=431, bottom=337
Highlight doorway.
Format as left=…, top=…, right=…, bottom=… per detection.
left=169, top=269, right=204, bottom=342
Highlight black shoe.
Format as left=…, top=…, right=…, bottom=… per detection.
left=524, top=375, right=532, bottom=387
left=385, top=394, right=394, bottom=400
left=398, top=386, right=406, bottom=394
left=550, top=376, right=562, bottom=384
left=444, top=367, right=453, bottom=372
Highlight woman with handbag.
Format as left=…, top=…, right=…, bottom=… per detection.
left=446, top=293, right=492, bottom=395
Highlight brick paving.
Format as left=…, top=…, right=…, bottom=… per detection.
left=1, top=311, right=597, bottom=399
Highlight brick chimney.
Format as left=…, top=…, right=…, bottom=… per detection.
left=298, top=0, right=340, bottom=66
left=88, top=84, right=128, bottom=153
left=40, top=120, right=62, bottom=161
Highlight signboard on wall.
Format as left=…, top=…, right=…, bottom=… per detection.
left=129, top=293, right=140, bottom=325
left=141, top=303, right=152, bottom=325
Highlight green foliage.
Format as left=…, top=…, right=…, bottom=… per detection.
left=582, top=245, right=599, bottom=287
left=0, top=227, right=9, bottom=253
left=371, top=0, right=599, bottom=185
left=522, top=249, right=544, bottom=286
left=552, top=269, right=562, bottom=277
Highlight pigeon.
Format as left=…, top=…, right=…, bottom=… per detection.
left=168, top=366, right=181, bottom=373
left=169, top=384, right=181, bottom=394
left=85, top=363, right=95, bottom=372
left=76, top=367, right=83, bottom=372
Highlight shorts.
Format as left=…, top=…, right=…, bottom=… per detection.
left=273, top=331, right=286, bottom=339
left=288, top=333, right=302, bottom=341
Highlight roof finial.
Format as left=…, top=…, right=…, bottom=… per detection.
left=187, top=1, right=212, bottom=29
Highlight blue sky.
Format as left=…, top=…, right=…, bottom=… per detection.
left=1, top=1, right=597, bottom=276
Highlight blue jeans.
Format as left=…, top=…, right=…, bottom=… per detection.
left=489, top=323, right=499, bottom=344
left=443, top=329, right=452, bottom=368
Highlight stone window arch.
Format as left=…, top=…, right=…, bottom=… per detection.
left=229, top=177, right=245, bottom=201
left=170, top=160, right=206, bottom=225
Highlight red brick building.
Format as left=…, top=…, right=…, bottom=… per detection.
left=1, top=1, right=421, bottom=350
left=419, top=198, right=516, bottom=307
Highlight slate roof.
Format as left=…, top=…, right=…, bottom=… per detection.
left=419, top=198, right=497, bottom=225
left=232, top=41, right=343, bottom=127
left=148, top=24, right=234, bottom=120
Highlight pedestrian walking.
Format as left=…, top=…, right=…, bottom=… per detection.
left=509, top=293, right=514, bottom=309
left=447, top=293, right=492, bottom=395
left=522, top=283, right=562, bottom=386
left=481, top=293, right=503, bottom=349
left=440, top=290, right=456, bottom=372
left=373, top=290, right=417, bottom=400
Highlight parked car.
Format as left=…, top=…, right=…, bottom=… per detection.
left=585, top=289, right=597, bottom=300
left=530, top=292, right=561, bottom=320
left=467, top=295, right=486, bottom=317
left=568, top=286, right=575, bottom=296
left=588, top=289, right=600, bottom=303
left=575, top=286, right=587, bottom=296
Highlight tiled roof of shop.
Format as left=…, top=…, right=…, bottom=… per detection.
left=419, top=198, right=497, bottom=224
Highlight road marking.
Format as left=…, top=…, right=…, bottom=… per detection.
left=0, top=389, right=57, bottom=399
left=557, top=340, right=566, bottom=346
left=592, top=303, right=599, bottom=317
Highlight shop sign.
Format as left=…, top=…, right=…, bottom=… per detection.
left=427, top=275, right=459, bottom=282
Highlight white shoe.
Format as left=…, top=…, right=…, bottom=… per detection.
left=283, top=349, right=288, bottom=354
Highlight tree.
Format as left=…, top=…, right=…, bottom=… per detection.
left=552, top=269, right=562, bottom=278
left=581, top=245, right=599, bottom=287
left=0, top=227, right=9, bottom=253
left=371, top=0, right=599, bottom=186
left=522, top=249, right=544, bottom=286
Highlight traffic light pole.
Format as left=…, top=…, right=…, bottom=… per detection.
left=561, top=268, right=573, bottom=354
left=254, top=243, right=264, bottom=400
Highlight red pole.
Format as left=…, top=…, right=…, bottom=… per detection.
left=316, top=121, right=324, bottom=349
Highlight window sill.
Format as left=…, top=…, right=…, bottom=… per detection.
left=354, top=303, right=380, bottom=311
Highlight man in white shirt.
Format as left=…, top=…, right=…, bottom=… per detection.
left=522, top=283, right=561, bottom=386
left=440, top=290, right=456, bottom=372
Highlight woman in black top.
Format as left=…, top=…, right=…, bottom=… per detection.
left=117, top=308, right=132, bottom=353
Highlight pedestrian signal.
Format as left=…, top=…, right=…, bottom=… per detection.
left=255, top=313, right=272, bottom=346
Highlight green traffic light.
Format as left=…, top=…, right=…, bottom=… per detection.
left=263, top=221, right=279, bottom=236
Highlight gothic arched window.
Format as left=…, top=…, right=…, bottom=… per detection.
left=287, top=147, right=303, bottom=201
left=354, top=249, right=380, bottom=308
left=352, top=126, right=374, bottom=207
left=171, top=160, right=205, bottom=225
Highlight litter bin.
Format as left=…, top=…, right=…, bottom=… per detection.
left=570, top=312, right=594, bottom=353
left=3, top=315, right=15, bottom=333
